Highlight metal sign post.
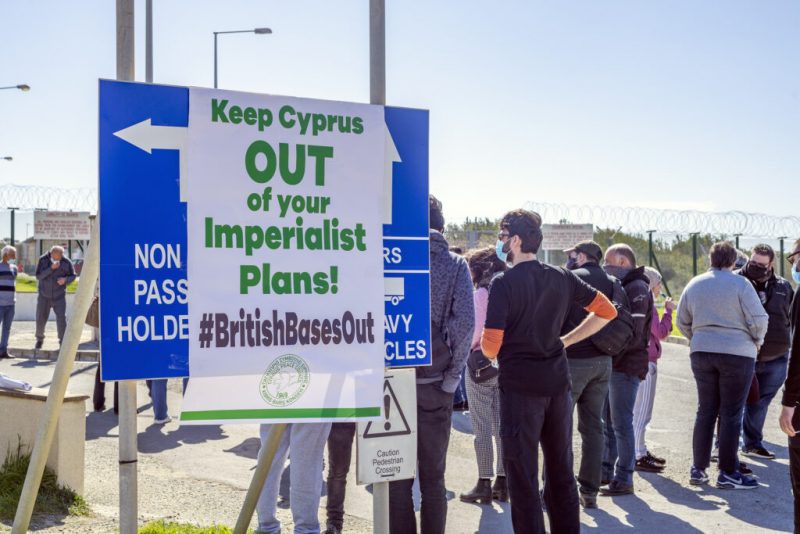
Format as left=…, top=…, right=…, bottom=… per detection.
left=116, top=2, right=139, bottom=533
left=369, top=1, right=391, bottom=531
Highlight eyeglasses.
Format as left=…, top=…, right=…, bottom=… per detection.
left=498, top=232, right=511, bottom=241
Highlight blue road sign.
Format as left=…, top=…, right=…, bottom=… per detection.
left=99, top=80, right=431, bottom=380
left=383, top=107, right=431, bottom=368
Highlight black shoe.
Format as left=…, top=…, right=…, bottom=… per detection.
left=579, top=492, right=598, bottom=509
left=322, top=524, right=342, bottom=534
left=35, top=340, right=43, bottom=350
left=739, top=462, right=754, bottom=476
left=0, top=352, right=10, bottom=359
left=742, top=446, right=776, bottom=460
left=460, top=478, right=492, bottom=504
left=600, top=480, right=634, bottom=496
left=646, top=451, right=666, bottom=466
left=635, top=456, right=665, bottom=473
left=492, top=476, right=508, bottom=502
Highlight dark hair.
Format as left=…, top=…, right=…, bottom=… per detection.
left=751, top=243, right=775, bottom=262
left=500, top=209, right=543, bottom=254
left=429, top=195, right=445, bottom=231
left=606, top=243, right=637, bottom=267
left=449, top=246, right=464, bottom=255
left=466, top=247, right=508, bottom=288
left=709, top=241, right=737, bottom=269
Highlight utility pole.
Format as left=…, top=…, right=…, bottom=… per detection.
left=369, top=1, right=389, bottom=533
left=146, top=0, right=153, bottom=83
left=116, top=2, right=138, bottom=533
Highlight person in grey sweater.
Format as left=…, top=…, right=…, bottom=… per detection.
left=677, top=241, right=768, bottom=491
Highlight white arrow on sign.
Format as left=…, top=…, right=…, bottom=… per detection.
left=113, top=118, right=189, bottom=202
left=383, top=123, right=402, bottom=226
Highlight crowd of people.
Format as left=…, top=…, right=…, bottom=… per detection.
left=5, top=202, right=798, bottom=533
left=252, top=197, right=800, bottom=534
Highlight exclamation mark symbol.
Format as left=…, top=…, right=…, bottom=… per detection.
left=330, top=266, right=338, bottom=294
left=383, top=393, right=391, bottom=431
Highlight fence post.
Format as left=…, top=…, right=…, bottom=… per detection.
left=780, top=237, right=787, bottom=278
left=734, top=233, right=742, bottom=250
left=691, top=233, right=699, bottom=277
left=647, top=230, right=655, bottom=267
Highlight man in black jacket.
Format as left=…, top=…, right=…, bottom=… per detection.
left=738, top=244, right=792, bottom=460
left=600, top=244, right=653, bottom=496
left=34, top=246, right=76, bottom=349
left=562, top=240, right=616, bottom=509
left=780, top=239, right=800, bottom=532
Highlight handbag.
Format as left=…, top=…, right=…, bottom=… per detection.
left=85, top=296, right=100, bottom=328
left=467, top=348, right=498, bottom=383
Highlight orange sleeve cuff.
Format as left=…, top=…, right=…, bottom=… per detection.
left=584, top=292, right=618, bottom=321
left=481, top=328, right=504, bottom=359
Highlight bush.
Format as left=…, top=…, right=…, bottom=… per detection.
left=139, top=521, right=249, bottom=534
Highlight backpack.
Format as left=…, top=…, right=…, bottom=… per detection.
left=417, top=257, right=459, bottom=381
left=590, top=277, right=635, bottom=356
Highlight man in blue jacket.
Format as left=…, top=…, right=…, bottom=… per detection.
left=34, top=246, right=76, bottom=349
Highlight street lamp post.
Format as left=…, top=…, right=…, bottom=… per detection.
left=213, top=28, right=272, bottom=88
left=0, top=84, right=30, bottom=91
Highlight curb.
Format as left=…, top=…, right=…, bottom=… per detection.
left=9, top=347, right=99, bottom=362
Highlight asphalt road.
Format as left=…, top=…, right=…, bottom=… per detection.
left=0, top=341, right=794, bottom=533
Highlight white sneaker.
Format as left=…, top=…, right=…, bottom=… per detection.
left=154, top=416, right=172, bottom=425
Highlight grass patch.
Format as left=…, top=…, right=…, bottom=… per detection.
left=15, top=273, right=78, bottom=294
left=139, top=520, right=251, bottom=534
left=0, top=441, right=90, bottom=520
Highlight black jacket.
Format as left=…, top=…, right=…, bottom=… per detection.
left=614, top=266, right=653, bottom=379
left=562, top=262, right=614, bottom=359
left=782, top=287, right=800, bottom=407
left=737, top=270, right=792, bottom=361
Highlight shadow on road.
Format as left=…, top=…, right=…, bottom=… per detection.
left=137, top=423, right=227, bottom=454
left=587, top=493, right=705, bottom=533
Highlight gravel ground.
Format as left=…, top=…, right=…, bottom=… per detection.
left=0, top=330, right=795, bottom=533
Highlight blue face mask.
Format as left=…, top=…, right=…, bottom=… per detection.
left=792, top=264, right=800, bottom=284
left=495, top=240, right=508, bottom=264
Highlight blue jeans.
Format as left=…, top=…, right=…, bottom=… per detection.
left=602, top=371, right=641, bottom=486
left=743, top=354, right=788, bottom=450
left=691, top=352, right=754, bottom=474
left=0, top=305, right=14, bottom=353
left=146, top=379, right=169, bottom=421
left=257, top=422, right=332, bottom=534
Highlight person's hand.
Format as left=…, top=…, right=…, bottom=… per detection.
left=57, top=278, right=66, bottom=286
left=50, top=262, right=59, bottom=270
left=664, top=297, right=676, bottom=313
left=780, top=405, right=797, bottom=437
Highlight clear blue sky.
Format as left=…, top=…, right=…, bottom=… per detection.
left=1, top=1, right=798, bottom=223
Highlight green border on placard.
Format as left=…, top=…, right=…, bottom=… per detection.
left=180, top=406, right=381, bottom=421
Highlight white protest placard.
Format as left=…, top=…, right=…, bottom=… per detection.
left=540, top=223, right=594, bottom=251
left=356, top=368, right=417, bottom=484
left=34, top=211, right=91, bottom=240
left=181, top=88, right=386, bottom=425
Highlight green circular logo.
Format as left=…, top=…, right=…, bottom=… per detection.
left=259, top=354, right=310, bottom=407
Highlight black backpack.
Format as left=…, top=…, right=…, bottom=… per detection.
left=590, top=277, right=635, bottom=356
